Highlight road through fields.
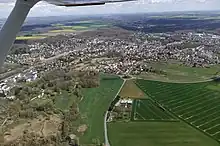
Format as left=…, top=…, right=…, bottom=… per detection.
left=104, top=79, right=125, bottom=146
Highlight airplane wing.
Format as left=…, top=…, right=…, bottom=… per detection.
left=45, top=0, right=135, bottom=6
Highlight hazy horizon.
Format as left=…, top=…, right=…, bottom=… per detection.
left=0, top=9, right=220, bottom=21
left=0, top=0, right=220, bottom=19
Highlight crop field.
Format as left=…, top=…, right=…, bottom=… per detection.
left=16, top=35, right=46, bottom=40
left=79, top=74, right=123, bottom=144
left=52, top=21, right=109, bottom=32
left=136, top=79, right=220, bottom=142
left=60, top=26, right=88, bottom=30
left=136, top=62, right=220, bottom=82
left=119, top=80, right=146, bottom=99
left=49, top=29, right=75, bottom=33
left=108, top=122, right=220, bottom=146
left=132, top=99, right=176, bottom=121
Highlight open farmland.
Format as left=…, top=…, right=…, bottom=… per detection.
left=119, top=80, right=146, bottom=99
left=49, top=29, right=75, bottom=33
left=52, top=21, right=109, bottom=32
left=78, top=74, right=123, bottom=144
left=137, top=62, right=220, bottom=82
left=132, top=99, right=176, bottom=121
left=108, top=122, right=220, bottom=146
left=16, top=35, right=46, bottom=40
left=136, top=79, right=220, bottom=142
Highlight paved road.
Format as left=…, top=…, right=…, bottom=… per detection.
left=104, top=79, right=126, bottom=146
left=104, top=111, right=110, bottom=146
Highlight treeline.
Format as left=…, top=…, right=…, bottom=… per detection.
left=116, top=18, right=220, bottom=33
left=9, top=44, right=30, bottom=55
left=10, top=69, right=99, bottom=101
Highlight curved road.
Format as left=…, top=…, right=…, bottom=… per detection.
left=104, top=79, right=126, bottom=146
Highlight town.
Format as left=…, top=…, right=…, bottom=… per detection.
left=1, top=27, right=220, bottom=99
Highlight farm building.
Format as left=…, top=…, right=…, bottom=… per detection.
left=115, top=98, right=133, bottom=108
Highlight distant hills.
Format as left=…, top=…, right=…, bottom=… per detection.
left=1, top=11, right=220, bottom=33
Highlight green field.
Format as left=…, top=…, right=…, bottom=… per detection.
left=108, top=122, right=220, bottom=146
left=16, top=35, right=46, bottom=40
left=79, top=74, right=123, bottom=144
left=132, top=99, right=176, bottom=121
left=136, top=79, right=220, bottom=141
left=49, top=29, right=75, bottom=33
left=52, top=21, right=109, bottom=33
left=137, top=62, right=220, bottom=82
left=58, top=25, right=88, bottom=30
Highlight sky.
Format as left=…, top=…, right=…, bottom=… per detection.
left=0, top=0, right=220, bottom=18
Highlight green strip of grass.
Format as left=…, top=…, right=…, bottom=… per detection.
left=137, top=62, right=220, bottom=82
left=78, top=74, right=123, bottom=144
left=108, top=122, right=220, bottom=146
left=16, top=36, right=46, bottom=40
left=49, top=29, right=75, bottom=33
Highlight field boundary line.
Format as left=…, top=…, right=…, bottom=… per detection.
left=135, top=82, right=178, bottom=120
left=205, top=124, right=220, bottom=132
left=174, top=97, right=216, bottom=113
left=167, top=90, right=212, bottom=106
left=133, top=119, right=179, bottom=122
left=131, top=99, right=137, bottom=121
left=148, top=98, right=178, bottom=121
left=185, top=104, right=220, bottom=119
left=173, top=96, right=215, bottom=111
left=160, top=88, right=207, bottom=103
left=212, top=131, right=220, bottom=136
left=139, top=100, right=161, bottom=119
left=105, top=79, right=126, bottom=146
left=197, top=117, right=220, bottom=128
left=191, top=110, right=220, bottom=124
left=135, top=112, right=146, bottom=120
left=181, top=102, right=220, bottom=117
left=148, top=100, right=171, bottom=120
left=134, top=77, right=213, bottom=84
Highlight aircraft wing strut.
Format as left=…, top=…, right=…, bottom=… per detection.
left=46, top=0, right=135, bottom=6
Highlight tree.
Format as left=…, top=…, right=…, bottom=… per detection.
left=8, top=101, right=21, bottom=117
left=19, top=109, right=35, bottom=119
left=92, top=138, right=101, bottom=146
left=12, top=86, right=21, bottom=96
left=0, top=128, right=4, bottom=144
left=73, top=88, right=82, bottom=98
left=17, top=90, right=28, bottom=100
left=69, top=102, right=79, bottom=120
left=61, top=121, right=69, bottom=138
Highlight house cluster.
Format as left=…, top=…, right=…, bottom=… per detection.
left=5, top=31, right=220, bottom=69
left=2, top=30, right=220, bottom=84
left=0, top=69, right=38, bottom=99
